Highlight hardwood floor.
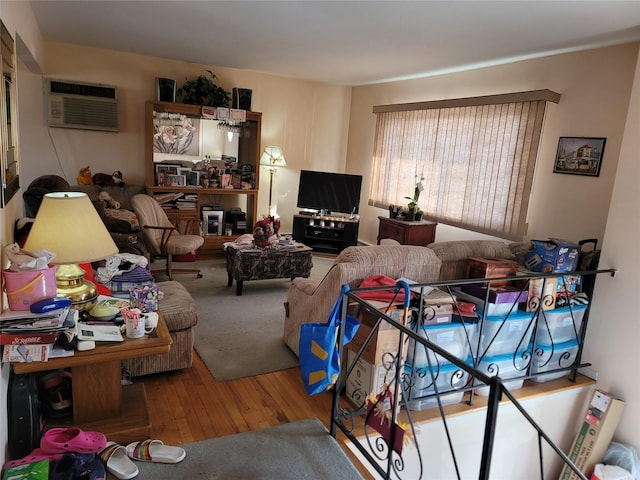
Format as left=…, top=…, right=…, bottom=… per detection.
left=141, top=351, right=376, bottom=478
left=143, top=351, right=333, bottom=444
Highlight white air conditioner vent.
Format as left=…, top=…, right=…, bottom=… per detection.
left=46, top=79, right=119, bottom=132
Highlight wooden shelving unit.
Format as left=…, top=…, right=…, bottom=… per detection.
left=145, top=101, right=262, bottom=257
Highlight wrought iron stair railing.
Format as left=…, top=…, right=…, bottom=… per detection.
left=329, top=267, right=615, bottom=480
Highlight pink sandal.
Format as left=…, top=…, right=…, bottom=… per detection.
left=40, top=428, right=107, bottom=454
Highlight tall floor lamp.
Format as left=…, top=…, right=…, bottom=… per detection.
left=260, top=146, right=287, bottom=216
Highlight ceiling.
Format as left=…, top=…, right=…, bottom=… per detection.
left=28, top=0, right=640, bottom=86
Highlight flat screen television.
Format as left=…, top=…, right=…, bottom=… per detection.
left=296, top=170, right=363, bottom=215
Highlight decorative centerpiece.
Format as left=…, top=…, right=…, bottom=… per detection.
left=253, top=215, right=281, bottom=248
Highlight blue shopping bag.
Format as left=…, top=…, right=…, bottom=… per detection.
left=299, top=285, right=359, bottom=395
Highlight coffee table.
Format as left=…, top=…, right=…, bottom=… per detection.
left=226, top=243, right=313, bottom=295
left=12, top=314, right=172, bottom=444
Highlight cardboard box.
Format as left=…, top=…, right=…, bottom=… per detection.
left=466, top=257, right=520, bottom=286
left=515, top=272, right=558, bottom=312
left=559, top=389, right=625, bottom=480
left=2, top=459, right=49, bottom=480
left=345, top=349, right=400, bottom=407
left=422, top=303, right=453, bottom=326
left=346, top=305, right=409, bottom=365
left=525, top=239, right=580, bottom=273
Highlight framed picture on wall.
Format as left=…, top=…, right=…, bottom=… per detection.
left=553, top=137, right=606, bottom=177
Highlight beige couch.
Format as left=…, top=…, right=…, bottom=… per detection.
left=283, top=240, right=518, bottom=358
left=283, top=245, right=442, bottom=357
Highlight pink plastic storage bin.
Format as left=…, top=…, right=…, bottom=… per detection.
left=2, top=266, right=57, bottom=311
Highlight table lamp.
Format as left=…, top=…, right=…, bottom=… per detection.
left=259, top=146, right=287, bottom=216
left=23, top=192, right=118, bottom=310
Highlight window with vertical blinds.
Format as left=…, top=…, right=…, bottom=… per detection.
left=369, top=90, right=560, bottom=240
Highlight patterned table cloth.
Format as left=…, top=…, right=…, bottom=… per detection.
left=225, top=243, right=313, bottom=295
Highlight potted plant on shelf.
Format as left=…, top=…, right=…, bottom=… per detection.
left=405, top=176, right=425, bottom=221
left=177, top=70, right=231, bottom=107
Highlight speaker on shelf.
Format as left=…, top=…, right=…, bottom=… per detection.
left=232, top=88, right=252, bottom=111
left=156, top=77, right=176, bottom=102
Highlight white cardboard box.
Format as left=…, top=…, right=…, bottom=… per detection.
left=345, top=349, right=399, bottom=406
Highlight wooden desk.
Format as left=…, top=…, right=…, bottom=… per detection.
left=377, top=216, right=438, bottom=246
left=13, top=315, right=172, bottom=444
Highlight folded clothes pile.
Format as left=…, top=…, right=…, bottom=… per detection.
left=94, top=254, right=155, bottom=299
left=105, top=266, right=155, bottom=299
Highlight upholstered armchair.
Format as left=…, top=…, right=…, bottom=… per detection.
left=283, top=245, right=442, bottom=357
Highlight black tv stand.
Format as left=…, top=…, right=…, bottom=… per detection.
left=292, top=214, right=359, bottom=254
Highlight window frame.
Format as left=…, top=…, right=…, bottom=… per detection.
left=369, top=90, right=560, bottom=240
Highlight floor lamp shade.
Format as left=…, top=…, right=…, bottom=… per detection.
left=260, top=146, right=286, bottom=215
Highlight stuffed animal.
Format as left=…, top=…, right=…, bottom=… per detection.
left=93, top=170, right=125, bottom=187
left=77, top=166, right=92, bottom=185
left=98, top=191, right=120, bottom=209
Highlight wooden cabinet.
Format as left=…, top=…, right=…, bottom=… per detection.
left=292, top=214, right=359, bottom=254
left=377, top=216, right=437, bottom=246
left=145, top=101, right=262, bottom=256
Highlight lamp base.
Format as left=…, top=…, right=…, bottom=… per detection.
left=55, top=264, right=98, bottom=311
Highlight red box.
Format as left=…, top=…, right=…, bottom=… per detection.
left=465, top=257, right=519, bottom=286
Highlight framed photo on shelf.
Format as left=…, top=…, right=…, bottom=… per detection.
left=164, top=174, right=187, bottom=187
left=202, top=210, right=223, bottom=235
left=553, top=137, right=606, bottom=177
left=155, top=163, right=180, bottom=175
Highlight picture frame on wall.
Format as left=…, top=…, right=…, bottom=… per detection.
left=553, top=137, right=606, bottom=177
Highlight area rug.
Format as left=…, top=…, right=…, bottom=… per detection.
left=175, top=255, right=334, bottom=381
left=110, top=418, right=363, bottom=480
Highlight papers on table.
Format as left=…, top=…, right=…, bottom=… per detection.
left=0, top=307, right=75, bottom=334
left=77, top=324, right=123, bottom=342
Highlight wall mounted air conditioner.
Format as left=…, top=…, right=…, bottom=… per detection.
left=46, top=79, right=119, bottom=132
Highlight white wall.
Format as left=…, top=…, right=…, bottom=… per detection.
left=28, top=41, right=352, bottom=231
left=349, top=385, right=594, bottom=479
left=347, top=44, right=638, bottom=246
left=583, top=48, right=640, bottom=448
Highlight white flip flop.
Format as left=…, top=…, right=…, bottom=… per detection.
left=98, top=441, right=139, bottom=479
left=126, top=439, right=186, bottom=464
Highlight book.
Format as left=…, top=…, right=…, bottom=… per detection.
left=0, top=331, right=59, bottom=346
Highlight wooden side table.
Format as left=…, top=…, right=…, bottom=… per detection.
left=12, top=314, right=172, bottom=444
left=377, top=216, right=438, bottom=246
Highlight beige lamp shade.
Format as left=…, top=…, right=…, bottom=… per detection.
left=259, top=146, right=287, bottom=170
left=23, top=192, right=118, bottom=264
